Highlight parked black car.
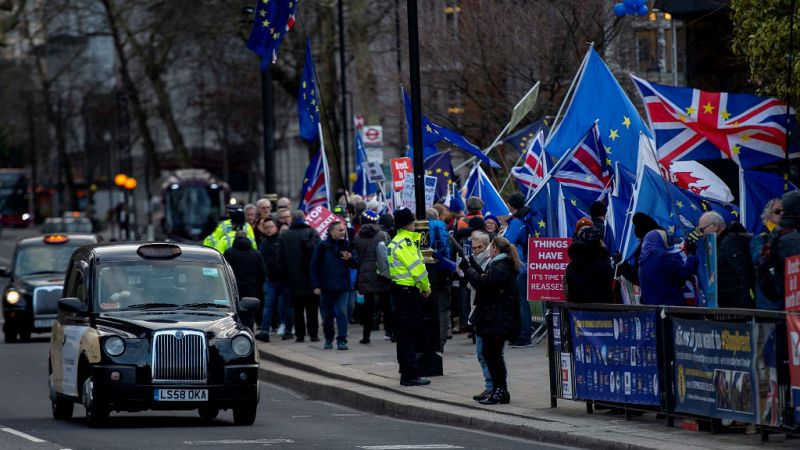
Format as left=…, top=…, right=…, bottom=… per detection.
left=1, top=234, right=99, bottom=343
left=47, top=242, right=261, bottom=427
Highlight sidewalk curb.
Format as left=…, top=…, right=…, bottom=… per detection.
left=257, top=346, right=660, bottom=450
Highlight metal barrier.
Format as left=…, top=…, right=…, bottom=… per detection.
left=546, top=301, right=798, bottom=440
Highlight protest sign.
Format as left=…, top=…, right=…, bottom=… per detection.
left=305, top=206, right=336, bottom=240
left=401, top=173, right=416, bottom=210
left=788, top=314, right=800, bottom=423
left=391, top=157, right=413, bottom=209
left=527, top=237, right=570, bottom=301
left=570, top=310, right=660, bottom=405
left=364, top=161, right=385, bottom=183
left=424, top=175, right=436, bottom=209
left=786, top=255, right=800, bottom=312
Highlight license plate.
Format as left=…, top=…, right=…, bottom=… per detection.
left=34, top=319, right=54, bottom=328
left=154, top=389, right=208, bottom=401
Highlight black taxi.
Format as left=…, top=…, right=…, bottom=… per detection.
left=1, top=234, right=99, bottom=343
left=48, top=242, right=261, bottom=426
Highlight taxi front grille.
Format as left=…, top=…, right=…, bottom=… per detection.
left=32, top=286, right=63, bottom=317
left=151, top=330, right=207, bottom=383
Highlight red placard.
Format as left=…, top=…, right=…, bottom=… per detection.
left=305, top=206, right=337, bottom=240
left=527, top=237, right=571, bottom=301
left=390, top=157, right=413, bottom=193
left=787, top=313, right=800, bottom=422
left=786, top=255, right=800, bottom=312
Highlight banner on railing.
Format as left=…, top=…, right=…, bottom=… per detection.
left=570, top=310, right=660, bottom=405
left=672, top=319, right=761, bottom=423
left=788, top=314, right=800, bottom=423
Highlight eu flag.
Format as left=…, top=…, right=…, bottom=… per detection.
left=504, top=120, right=550, bottom=154
left=352, top=129, right=377, bottom=197
left=423, top=151, right=454, bottom=202
left=546, top=48, right=651, bottom=173
left=245, top=0, right=298, bottom=70
left=465, top=166, right=509, bottom=216
left=298, top=40, right=320, bottom=143
left=402, top=87, right=500, bottom=168
left=740, top=170, right=797, bottom=234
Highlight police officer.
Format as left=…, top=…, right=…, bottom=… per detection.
left=203, top=205, right=257, bottom=253
left=388, top=208, right=431, bottom=387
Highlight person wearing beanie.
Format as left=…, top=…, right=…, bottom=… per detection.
left=483, top=215, right=502, bottom=238
left=565, top=226, right=614, bottom=304
left=456, top=196, right=484, bottom=232
left=353, top=209, right=393, bottom=344
left=503, top=192, right=534, bottom=347
left=573, top=217, right=594, bottom=238
left=615, top=212, right=661, bottom=289
left=386, top=208, right=432, bottom=387
left=589, top=201, right=607, bottom=236
left=379, top=213, right=396, bottom=239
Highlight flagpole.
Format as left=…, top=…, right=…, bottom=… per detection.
left=785, top=0, right=796, bottom=192
left=738, top=166, right=746, bottom=228
left=319, top=123, right=331, bottom=207
left=497, top=151, right=526, bottom=194
left=545, top=44, right=593, bottom=147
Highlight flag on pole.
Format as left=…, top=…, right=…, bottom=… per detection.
left=557, top=185, right=592, bottom=238
left=546, top=48, right=651, bottom=173
left=298, top=149, right=330, bottom=212
left=553, top=123, right=611, bottom=204
left=245, top=0, right=298, bottom=69
left=631, top=75, right=795, bottom=169
left=298, top=40, right=321, bottom=143
left=512, top=129, right=547, bottom=197
left=423, top=151, right=454, bottom=202
left=402, top=87, right=501, bottom=168
left=465, top=165, right=510, bottom=216
left=667, top=161, right=734, bottom=203
left=503, top=120, right=550, bottom=153
left=740, top=170, right=797, bottom=234
left=352, top=129, right=377, bottom=197
left=606, top=163, right=636, bottom=253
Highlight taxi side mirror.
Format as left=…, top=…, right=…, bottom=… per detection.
left=58, top=297, right=84, bottom=313
left=238, top=297, right=260, bottom=313
left=0, top=266, right=8, bottom=277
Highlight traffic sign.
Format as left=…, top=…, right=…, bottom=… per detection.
left=362, top=125, right=383, bottom=146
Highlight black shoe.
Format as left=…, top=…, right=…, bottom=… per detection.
left=295, top=337, right=305, bottom=343
left=479, top=387, right=510, bottom=405
left=472, top=389, right=493, bottom=401
left=400, top=377, right=431, bottom=387
left=310, top=336, right=320, bottom=342
left=255, top=333, right=270, bottom=343
left=359, top=338, right=370, bottom=344
left=282, top=334, right=294, bottom=341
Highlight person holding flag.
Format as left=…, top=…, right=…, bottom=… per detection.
left=503, top=192, right=534, bottom=347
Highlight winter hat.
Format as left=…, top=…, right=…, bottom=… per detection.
left=394, top=208, right=416, bottom=229
left=633, top=212, right=659, bottom=239
left=576, top=226, right=603, bottom=244
left=590, top=201, right=607, bottom=218
left=379, top=213, right=395, bottom=231
left=361, top=210, right=380, bottom=224
left=507, top=192, right=526, bottom=210
left=484, top=214, right=501, bottom=227
left=782, top=190, right=800, bottom=218
left=465, top=196, right=484, bottom=213
left=573, top=217, right=594, bottom=237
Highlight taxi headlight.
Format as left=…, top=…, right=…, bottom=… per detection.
left=103, top=336, right=126, bottom=356
left=231, top=335, right=253, bottom=356
left=5, top=290, right=20, bottom=305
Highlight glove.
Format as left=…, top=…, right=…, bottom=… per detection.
left=612, top=252, right=622, bottom=264
left=686, top=226, right=702, bottom=246
left=458, top=257, right=470, bottom=271
left=468, top=255, right=483, bottom=272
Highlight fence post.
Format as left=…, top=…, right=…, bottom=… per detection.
left=547, top=302, right=558, bottom=408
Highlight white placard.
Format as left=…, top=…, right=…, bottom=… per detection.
left=364, top=161, right=385, bottom=182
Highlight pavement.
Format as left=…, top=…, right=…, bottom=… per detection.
left=257, top=322, right=798, bottom=450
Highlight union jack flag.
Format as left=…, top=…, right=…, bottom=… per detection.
left=631, top=75, right=794, bottom=169
left=512, top=129, right=547, bottom=196
left=553, top=123, right=611, bottom=196
left=297, top=149, right=330, bottom=212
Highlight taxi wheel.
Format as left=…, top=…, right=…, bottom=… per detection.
left=82, top=377, right=109, bottom=427
left=197, top=406, right=219, bottom=420
left=232, top=401, right=257, bottom=426
left=52, top=397, right=74, bottom=420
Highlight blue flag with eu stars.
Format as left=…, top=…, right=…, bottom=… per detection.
left=465, top=165, right=509, bottom=216
left=402, top=87, right=500, bottom=168
left=298, top=40, right=320, bottom=143
left=504, top=120, right=550, bottom=154
left=741, top=170, right=797, bottom=234
left=245, top=0, right=298, bottom=70
left=546, top=48, right=651, bottom=174
left=423, top=151, right=454, bottom=202
left=352, top=129, right=377, bottom=197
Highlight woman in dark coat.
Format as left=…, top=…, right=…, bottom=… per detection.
left=462, top=236, right=521, bottom=405
left=638, top=229, right=698, bottom=306
left=564, top=226, right=614, bottom=303
left=352, top=210, right=393, bottom=343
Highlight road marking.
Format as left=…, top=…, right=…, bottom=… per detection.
left=332, top=413, right=363, bottom=417
left=291, top=414, right=311, bottom=418
left=0, top=427, right=47, bottom=443
left=184, top=439, right=293, bottom=445
left=358, top=446, right=464, bottom=449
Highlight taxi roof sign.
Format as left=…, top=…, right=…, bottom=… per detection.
left=137, top=244, right=182, bottom=259
left=43, top=235, right=69, bottom=244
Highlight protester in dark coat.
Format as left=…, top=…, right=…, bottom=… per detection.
left=256, top=218, right=293, bottom=342
left=774, top=191, right=800, bottom=308
left=352, top=210, right=393, bottom=344
left=638, top=229, right=698, bottom=306
left=278, top=210, right=321, bottom=342
left=462, top=236, right=521, bottom=406
left=589, top=201, right=607, bottom=237
left=697, top=212, right=754, bottom=308
left=752, top=198, right=784, bottom=310
left=616, top=212, right=660, bottom=286
left=224, top=232, right=266, bottom=330
left=565, top=226, right=614, bottom=303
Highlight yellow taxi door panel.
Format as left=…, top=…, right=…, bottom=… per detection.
left=62, top=325, right=88, bottom=397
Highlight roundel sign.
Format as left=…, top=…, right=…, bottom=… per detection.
left=362, top=125, right=383, bottom=146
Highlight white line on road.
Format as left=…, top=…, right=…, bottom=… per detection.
left=332, top=413, right=363, bottom=417
left=184, top=439, right=294, bottom=445
left=0, top=426, right=47, bottom=443
left=291, top=414, right=311, bottom=418
left=358, top=446, right=464, bottom=449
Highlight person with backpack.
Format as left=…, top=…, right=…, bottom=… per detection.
left=352, top=210, right=393, bottom=344
left=751, top=198, right=783, bottom=310
left=756, top=191, right=800, bottom=310
left=503, top=193, right=533, bottom=347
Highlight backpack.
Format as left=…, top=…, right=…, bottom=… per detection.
left=375, top=241, right=391, bottom=280
left=756, top=227, right=794, bottom=302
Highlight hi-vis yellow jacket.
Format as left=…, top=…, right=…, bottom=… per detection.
left=202, top=220, right=256, bottom=254
left=387, top=228, right=430, bottom=293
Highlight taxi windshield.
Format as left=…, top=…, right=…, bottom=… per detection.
left=13, top=244, right=82, bottom=276
left=95, top=262, right=233, bottom=312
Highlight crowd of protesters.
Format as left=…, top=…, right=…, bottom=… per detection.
left=205, top=187, right=800, bottom=405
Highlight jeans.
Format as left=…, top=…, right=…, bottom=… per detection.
left=475, top=335, right=492, bottom=391
left=516, top=272, right=532, bottom=344
left=482, top=334, right=507, bottom=390
left=320, top=290, right=349, bottom=343
left=261, top=281, right=293, bottom=334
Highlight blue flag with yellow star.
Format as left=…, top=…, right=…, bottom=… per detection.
left=504, top=120, right=550, bottom=154
left=298, top=40, right=320, bottom=143
left=423, top=152, right=454, bottom=202
left=352, top=128, right=377, bottom=197
left=546, top=48, right=651, bottom=173
left=741, top=170, right=797, bottom=234
left=245, top=0, right=298, bottom=70
left=465, top=165, right=509, bottom=216
left=402, top=87, right=500, bottom=168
